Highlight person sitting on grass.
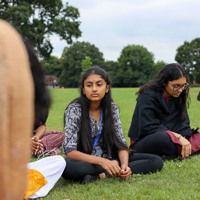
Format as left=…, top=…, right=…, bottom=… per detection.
left=31, top=109, right=65, bottom=158
left=128, top=63, right=200, bottom=160
left=62, top=66, right=163, bottom=184
left=23, top=39, right=66, bottom=199
left=24, top=40, right=65, bottom=158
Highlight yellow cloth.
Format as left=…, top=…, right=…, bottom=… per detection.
left=25, top=169, right=48, bottom=199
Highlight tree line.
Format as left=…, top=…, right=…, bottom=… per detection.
left=1, top=1, right=200, bottom=87
left=43, top=38, right=200, bottom=87
left=42, top=42, right=167, bottom=87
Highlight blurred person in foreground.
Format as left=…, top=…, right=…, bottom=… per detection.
left=0, top=19, right=34, bottom=200
left=0, top=19, right=64, bottom=200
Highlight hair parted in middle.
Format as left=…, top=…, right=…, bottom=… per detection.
left=65, top=66, right=128, bottom=158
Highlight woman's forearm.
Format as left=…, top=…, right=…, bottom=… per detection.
left=66, top=150, right=105, bottom=166
left=118, top=149, right=129, bottom=166
left=34, top=125, right=46, bottom=139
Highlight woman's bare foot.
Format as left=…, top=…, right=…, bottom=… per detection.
left=99, top=172, right=106, bottom=179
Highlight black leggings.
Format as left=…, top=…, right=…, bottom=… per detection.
left=62, top=153, right=163, bottom=181
left=133, top=132, right=178, bottom=157
left=132, top=132, right=200, bottom=158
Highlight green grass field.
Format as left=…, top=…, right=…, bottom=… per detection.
left=37, top=87, right=200, bottom=200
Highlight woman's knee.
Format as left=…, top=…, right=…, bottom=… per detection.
left=62, top=159, right=84, bottom=180
left=134, top=132, right=177, bottom=155
left=154, top=132, right=172, bottom=144
left=151, top=154, right=163, bottom=172
left=154, top=132, right=178, bottom=155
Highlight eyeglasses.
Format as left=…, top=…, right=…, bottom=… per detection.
left=168, top=82, right=189, bottom=91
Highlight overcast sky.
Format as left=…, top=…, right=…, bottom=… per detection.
left=50, top=0, right=200, bottom=63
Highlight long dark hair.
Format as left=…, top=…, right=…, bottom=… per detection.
left=137, top=63, right=190, bottom=120
left=65, top=66, right=128, bottom=157
left=24, top=39, right=51, bottom=122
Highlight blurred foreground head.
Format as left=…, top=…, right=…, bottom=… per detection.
left=0, top=19, right=50, bottom=200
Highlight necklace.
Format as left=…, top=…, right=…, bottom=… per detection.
left=89, top=109, right=103, bottom=149
left=89, top=116, right=100, bottom=127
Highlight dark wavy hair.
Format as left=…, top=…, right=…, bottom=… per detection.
left=65, top=66, right=128, bottom=158
left=137, top=63, right=190, bottom=121
left=24, top=39, right=51, bottom=122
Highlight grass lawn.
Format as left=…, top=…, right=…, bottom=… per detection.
left=35, top=87, right=200, bottom=200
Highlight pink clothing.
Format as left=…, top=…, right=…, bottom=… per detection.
left=165, top=131, right=200, bottom=155
left=40, top=130, right=65, bottom=155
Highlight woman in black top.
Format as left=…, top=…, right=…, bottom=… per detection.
left=128, top=63, right=200, bottom=159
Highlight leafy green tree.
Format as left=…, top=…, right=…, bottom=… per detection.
left=59, top=41, right=104, bottom=87
left=151, top=60, right=168, bottom=78
left=103, top=61, right=121, bottom=87
left=42, top=56, right=62, bottom=77
left=118, top=44, right=154, bottom=87
left=175, top=41, right=194, bottom=77
left=0, top=0, right=81, bottom=58
left=81, top=56, right=93, bottom=75
left=175, top=38, right=200, bottom=83
left=61, top=46, right=69, bottom=59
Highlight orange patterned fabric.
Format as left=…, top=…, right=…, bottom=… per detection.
left=25, top=169, right=48, bottom=199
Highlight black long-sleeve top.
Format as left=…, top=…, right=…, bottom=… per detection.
left=128, top=89, right=192, bottom=141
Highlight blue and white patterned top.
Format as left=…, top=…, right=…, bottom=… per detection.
left=62, top=102, right=127, bottom=158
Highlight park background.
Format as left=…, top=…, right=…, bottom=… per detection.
left=1, top=0, right=200, bottom=88
left=1, top=1, right=200, bottom=199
